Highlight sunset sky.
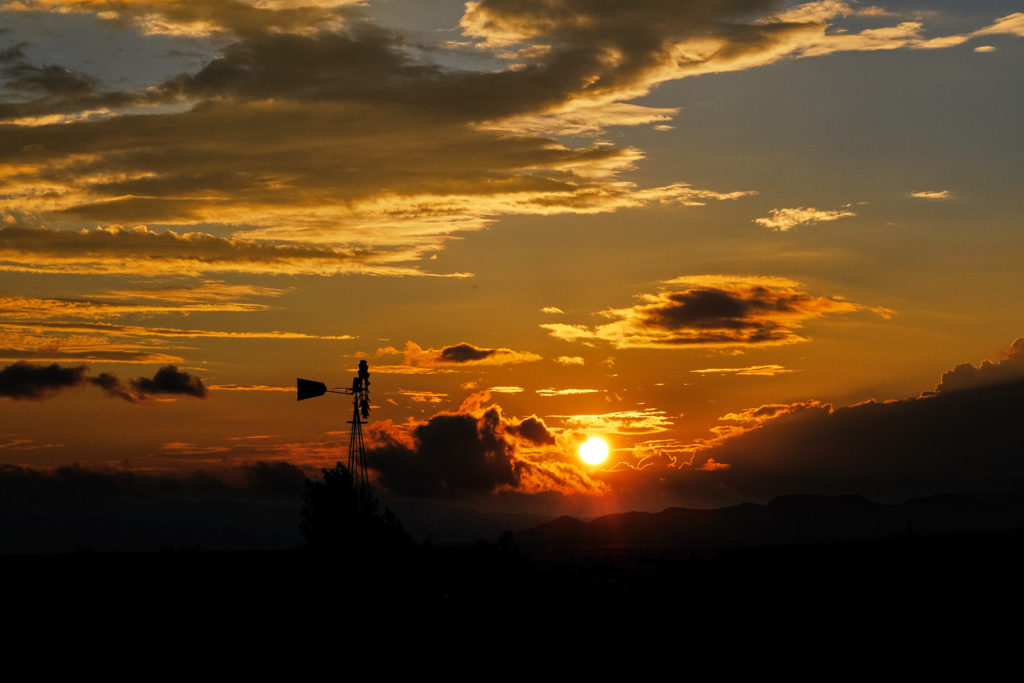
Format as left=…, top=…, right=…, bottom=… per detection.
left=2, top=0, right=1023, bottom=517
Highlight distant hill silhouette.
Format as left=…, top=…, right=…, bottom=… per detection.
left=514, top=492, right=1024, bottom=551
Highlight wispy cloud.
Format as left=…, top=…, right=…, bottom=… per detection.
left=488, top=386, right=524, bottom=394
left=536, top=388, right=601, bottom=397
left=0, top=225, right=463, bottom=277
left=208, top=384, right=292, bottom=392
left=910, top=190, right=952, bottom=199
left=753, top=205, right=856, bottom=232
left=0, top=319, right=352, bottom=340
left=397, top=389, right=448, bottom=404
left=691, top=365, right=796, bottom=376
left=552, top=408, right=674, bottom=435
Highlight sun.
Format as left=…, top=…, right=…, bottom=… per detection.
left=578, top=436, right=609, bottom=465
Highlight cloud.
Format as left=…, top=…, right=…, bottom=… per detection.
left=2, top=57, right=99, bottom=97
left=208, top=384, right=292, bottom=392
left=0, top=225, right=459, bottom=277
left=131, top=364, right=207, bottom=398
left=542, top=275, right=890, bottom=349
left=691, top=365, right=796, bottom=376
left=397, top=389, right=448, bottom=404
left=632, top=341, right=1024, bottom=504
left=0, top=360, right=207, bottom=400
left=1, top=0, right=778, bottom=278
left=935, top=338, right=1024, bottom=394
left=541, top=306, right=565, bottom=314
left=682, top=377, right=1024, bottom=503
left=0, top=2, right=1018, bottom=277
left=4, top=0, right=354, bottom=38
left=552, top=408, right=674, bottom=435
left=910, top=190, right=952, bottom=199
left=554, top=355, right=584, bottom=366
left=0, top=292, right=273, bottom=319
left=367, top=408, right=522, bottom=497
left=379, top=340, right=541, bottom=369
left=508, top=415, right=557, bottom=446
left=974, top=45, right=996, bottom=53
left=0, top=360, right=88, bottom=399
left=366, top=397, right=602, bottom=498
left=753, top=206, right=856, bottom=231
left=536, top=388, right=600, bottom=397
left=488, top=386, right=524, bottom=394
left=460, top=2, right=1024, bottom=113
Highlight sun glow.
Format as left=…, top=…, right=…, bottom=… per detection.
left=579, top=436, right=609, bottom=465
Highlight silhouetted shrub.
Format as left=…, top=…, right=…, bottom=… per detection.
left=299, top=463, right=410, bottom=556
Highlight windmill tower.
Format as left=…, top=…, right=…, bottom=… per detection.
left=297, top=360, right=372, bottom=492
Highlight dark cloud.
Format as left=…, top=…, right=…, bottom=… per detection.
left=509, top=415, right=557, bottom=446
left=3, top=61, right=98, bottom=97
left=936, top=338, right=1024, bottom=393
left=369, top=407, right=521, bottom=498
left=0, top=360, right=87, bottom=399
left=681, top=375, right=1024, bottom=504
left=439, top=343, right=497, bottom=363
left=0, top=361, right=206, bottom=401
left=543, top=276, right=886, bottom=349
left=366, top=399, right=603, bottom=498
left=89, top=371, right=136, bottom=402
left=0, top=42, right=25, bottom=63
left=130, top=365, right=207, bottom=399
left=461, top=0, right=807, bottom=104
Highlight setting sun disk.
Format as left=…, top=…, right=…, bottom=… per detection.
left=579, top=436, right=609, bottom=465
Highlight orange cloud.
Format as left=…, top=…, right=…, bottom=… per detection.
left=542, top=275, right=890, bottom=350
left=0, top=225, right=459, bottom=277
left=377, top=341, right=541, bottom=370
left=691, top=365, right=797, bottom=377
left=552, top=408, right=674, bottom=435
left=535, top=388, right=600, bottom=397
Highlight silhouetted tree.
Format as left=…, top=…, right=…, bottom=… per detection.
left=299, top=463, right=410, bottom=555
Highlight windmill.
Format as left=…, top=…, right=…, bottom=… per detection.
left=297, top=360, right=372, bottom=491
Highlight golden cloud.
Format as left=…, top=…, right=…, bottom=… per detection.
left=753, top=205, right=856, bottom=232
left=542, top=275, right=891, bottom=349
left=535, top=388, right=600, bottom=397
left=377, top=341, right=541, bottom=369
left=691, top=365, right=797, bottom=377
left=552, top=408, right=674, bottom=435
left=0, top=225, right=461, bottom=277
left=910, top=190, right=952, bottom=199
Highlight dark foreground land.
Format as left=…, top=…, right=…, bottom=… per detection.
left=5, top=531, right=1024, bottom=620
left=5, top=492, right=1024, bottom=632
